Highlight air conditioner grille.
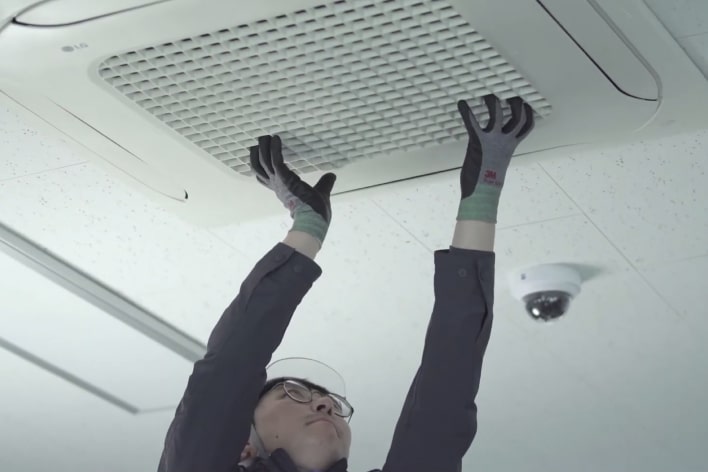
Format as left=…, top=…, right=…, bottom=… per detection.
left=98, top=0, right=551, bottom=176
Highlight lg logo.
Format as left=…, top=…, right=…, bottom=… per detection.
left=61, top=43, right=88, bottom=52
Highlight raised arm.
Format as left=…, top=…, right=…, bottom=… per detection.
left=157, top=135, right=337, bottom=472
left=382, top=95, right=535, bottom=472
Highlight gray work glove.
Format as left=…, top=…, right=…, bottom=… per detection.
left=456, top=94, right=536, bottom=223
left=249, top=135, right=336, bottom=244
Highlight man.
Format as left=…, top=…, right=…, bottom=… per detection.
left=158, top=94, right=535, bottom=472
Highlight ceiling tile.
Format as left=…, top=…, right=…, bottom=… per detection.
left=0, top=346, right=173, bottom=472
left=0, top=102, right=86, bottom=181
left=0, top=163, right=247, bottom=299
left=470, top=290, right=678, bottom=472
left=368, top=162, right=580, bottom=251
left=128, top=217, right=295, bottom=341
left=477, top=361, right=678, bottom=471
left=540, top=129, right=708, bottom=269
left=529, top=271, right=708, bottom=470
left=642, top=255, right=708, bottom=337
left=0, top=250, right=194, bottom=411
left=132, top=283, right=244, bottom=344
left=210, top=212, right=300, bottom=267
left=644, top=0, right=708, bottom=37
left=470, top=318, right=613, bottom=471
left=494, top=215, right=631, bottom=276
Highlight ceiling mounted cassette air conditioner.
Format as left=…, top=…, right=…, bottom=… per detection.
left=1, top=0, right=707, bottom=226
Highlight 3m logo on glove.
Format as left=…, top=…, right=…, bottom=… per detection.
left=483, top=170, right=502, bottom=187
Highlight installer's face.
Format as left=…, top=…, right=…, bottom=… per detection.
left=253, top=382, right=352, bottom=470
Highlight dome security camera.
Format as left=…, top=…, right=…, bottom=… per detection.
left=508, top=264, right=582, bottom=322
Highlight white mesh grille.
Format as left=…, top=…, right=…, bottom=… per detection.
left=98, top=0, right=552, bottom=176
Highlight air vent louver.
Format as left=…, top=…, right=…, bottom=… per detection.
left=99, top=0, right=551, bottom=176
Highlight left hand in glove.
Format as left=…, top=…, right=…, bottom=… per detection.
left=249, top=135, right=337, bottom=244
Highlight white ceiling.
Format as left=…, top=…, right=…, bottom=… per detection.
left=2, top=3, right=708, bottom=472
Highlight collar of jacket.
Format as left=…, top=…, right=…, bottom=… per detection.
left=252, top=449, right=349, bottom=472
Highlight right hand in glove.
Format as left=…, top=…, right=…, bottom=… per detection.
left=456, top=94, right=535, bottom=223
left=249, top=135, right=337, bottom=244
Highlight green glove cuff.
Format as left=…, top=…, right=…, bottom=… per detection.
left=457, top=184, right=502, bottom=223
left=291, top=206, right=330, bottom=243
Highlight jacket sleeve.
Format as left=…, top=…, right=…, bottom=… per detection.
left=382, top=246, right=495, bottom=472
left=157, top=243, right=322, bottom=472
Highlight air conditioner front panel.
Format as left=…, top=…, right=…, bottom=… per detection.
left=536, top=0, right=659, bottom=101
left=94, top=0, right=557, bottom=181
left=0, top=0, right=669, bottom=225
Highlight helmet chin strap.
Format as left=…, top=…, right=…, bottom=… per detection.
left=250, top=422, right=270, bottom=459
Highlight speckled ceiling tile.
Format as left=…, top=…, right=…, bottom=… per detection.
left=493, top=213, right=707, bottom=470
left=368, top=161, right=580, bottom=252
left=0, top=162, right=247, bottom=304
left=530, top=268, right=707, bottom=470
left=642, top=255, right=708, bottom=335
left=473, top=301, right=680, bottom=472
left=540, top=129, right=708, bottom=269
left=0, top=102, right=86, bottom=181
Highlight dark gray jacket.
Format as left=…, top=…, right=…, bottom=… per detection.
left=158, top=242, right=495, bottom=472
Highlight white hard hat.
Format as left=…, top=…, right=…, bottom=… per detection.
left=265, top=356, right=347, bottom=397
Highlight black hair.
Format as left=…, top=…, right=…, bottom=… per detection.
left=258, top=376, right=331, bottom=399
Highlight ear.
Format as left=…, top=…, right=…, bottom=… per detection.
left=239, top=442, right=258, bottom=463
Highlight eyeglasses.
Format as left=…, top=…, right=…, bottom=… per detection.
left=274, top=379, right=355, bottom=421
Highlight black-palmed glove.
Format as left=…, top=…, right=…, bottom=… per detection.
left=456, top=94, right=536, bottom=223
left=249, top=135, right=337, bottom=244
